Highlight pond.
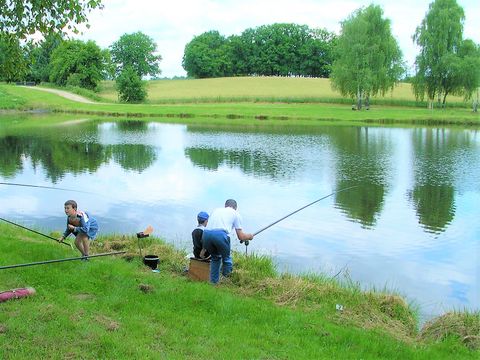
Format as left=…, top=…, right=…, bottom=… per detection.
left=0, top=114, right=478, bottom=321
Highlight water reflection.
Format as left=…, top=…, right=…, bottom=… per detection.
left=110, top=144, right=156, bottom=173
left=408, top=128, right=474, bottom=233
left=0, top=120, right=157, bottom=181
left=185, top=147, right=300, bottom=180
left=328, top=127, right=392, bottom=228
left=184, top=126, right=311, bottom=181
left=408, top=185, right=455, bottom=233
left=0, top=136, right=24, bottom=177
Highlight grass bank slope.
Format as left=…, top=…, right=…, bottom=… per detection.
left=1, top=84, right=478, bottom=125
left=0, top=223, right=477, bottom=359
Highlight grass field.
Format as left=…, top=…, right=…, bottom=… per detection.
left=1, top=83, right=479, bottom=125
left=97, top=77, right=469, bottom=106
left=0, top=223, right=478, bottom=359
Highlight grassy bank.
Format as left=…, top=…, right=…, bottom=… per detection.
left=1, top=82, right=479, bottom=126
left=0, top=223, right=478, bottom=359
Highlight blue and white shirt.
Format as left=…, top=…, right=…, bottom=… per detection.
left=64, top=210, right=99, bottom=240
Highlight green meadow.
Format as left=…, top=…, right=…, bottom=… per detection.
left=97, top=77, right=466, bottom=105
left=0, top=223, right=478, bottom=359
left=1, top=77, right=478, bottom=126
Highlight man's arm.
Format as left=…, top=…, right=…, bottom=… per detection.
left=235, top=229, right=254, bottom=242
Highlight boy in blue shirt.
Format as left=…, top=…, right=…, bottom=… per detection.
left=58, top=200, right=99, bottom=259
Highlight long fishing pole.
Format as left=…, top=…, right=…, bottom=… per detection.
left=0, top=217, right=72, bottom=248
left=241, top=185, right=358, bottom=253
left=0, top=251, right=126, bottom=270
left=0, top=182, right=96, bottom=195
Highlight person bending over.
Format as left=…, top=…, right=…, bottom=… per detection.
left=202, top=199, right=253, bottom=284
left=58, top=200, right=98, bottom=260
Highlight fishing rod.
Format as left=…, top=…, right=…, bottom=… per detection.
left=0, top=182, right=97, bottom=195
left=240, top=185, right=359, bottom=253
left=0, top=251, right=126, bottom=270
left=0, top=217, right=72, bottom=248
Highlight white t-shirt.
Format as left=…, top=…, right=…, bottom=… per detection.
left=206, top=207, right=243, bottom=233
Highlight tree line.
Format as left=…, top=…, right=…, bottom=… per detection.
left=182, top=24, right=336, bottom=78
left=0, top=0, right=479, bottom=108
left=0, top=30, right=161, bottom=102
left=183, top=1, right=479, bottom=110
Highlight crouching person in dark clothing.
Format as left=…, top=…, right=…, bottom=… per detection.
left=192, top=211, right=210, bottom=260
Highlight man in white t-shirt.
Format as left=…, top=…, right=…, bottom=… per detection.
left=202, top=199, right=254, bottom=284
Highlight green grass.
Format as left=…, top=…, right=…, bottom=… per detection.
left=1, top=83, right=479, bottom=126
left=0, top=223, right=478, bottom=359
left=0, top=85, right=27, bottom=109
left=98, top=77, right=469, bottom=107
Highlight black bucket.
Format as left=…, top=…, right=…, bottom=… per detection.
left=143, top=255, right=159, bottom=270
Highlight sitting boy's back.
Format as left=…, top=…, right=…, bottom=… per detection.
left=192, top=211, right=210, bottom=259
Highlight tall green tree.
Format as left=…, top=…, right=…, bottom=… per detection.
left=245, top=23, right=308, bottom=76
left=302, top=28, right=337, bottom=78
left=26, top=33, right=63, bottom=83
left=49, top=39, right=108, bottom=90
left=412, top=0, right=477, bottom=107
left=456, top=40, right=480, bottom=103
left=182, top=30, right=232, bottom=78
left=330, top=5, right=404, bottom=109
left=228, top=34, right=251, bottom=76
left=1, top=1, right=103, bottom=84
left=240, top=23, right=336, bottom=77
left=0, top=0, right=103, bottom=38
left=0, top=34, right=28, bottom=82
left=110, top=32, right=161, bottom=78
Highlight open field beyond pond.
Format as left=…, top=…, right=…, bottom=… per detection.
left=0, top=78, right=479, bottom=126
left=97, top=77, right=468, bottom=105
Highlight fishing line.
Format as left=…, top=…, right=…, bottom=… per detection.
left=0, top=217, right=72, bottom=248
left=0, top=251, right=126, bottom=270
left=241, top=185, right=359, bottom=254
left=332, top=260, right=351, bottom=279
left=0, top=182, right=97, bottom=195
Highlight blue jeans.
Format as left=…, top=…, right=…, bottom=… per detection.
left=202, top=229, right=233, bottom=284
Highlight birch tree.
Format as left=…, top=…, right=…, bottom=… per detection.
left=330, top=4, right=404, bottom=109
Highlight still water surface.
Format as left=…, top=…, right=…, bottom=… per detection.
left=0, top=115, right=478, bottom=321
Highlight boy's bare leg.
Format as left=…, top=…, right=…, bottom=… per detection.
left=75, top=234, right=88, bottom=256
left=82, top=236, right=90, bottom=257
left=74, top=236, right=84, bottom=255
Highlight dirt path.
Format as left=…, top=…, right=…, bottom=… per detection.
left=22, top=86, right=97, bottom=104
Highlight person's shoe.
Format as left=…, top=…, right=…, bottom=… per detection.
left=81, top=255, right=89, bottom=262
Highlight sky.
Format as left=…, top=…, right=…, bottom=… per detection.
left=76, top=0, right=480, bottom=78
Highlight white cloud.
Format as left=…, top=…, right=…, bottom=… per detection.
left=76, top=0, right=480, bottom=77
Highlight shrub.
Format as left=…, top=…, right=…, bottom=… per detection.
left=115, top=66, right=147, bottom=103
